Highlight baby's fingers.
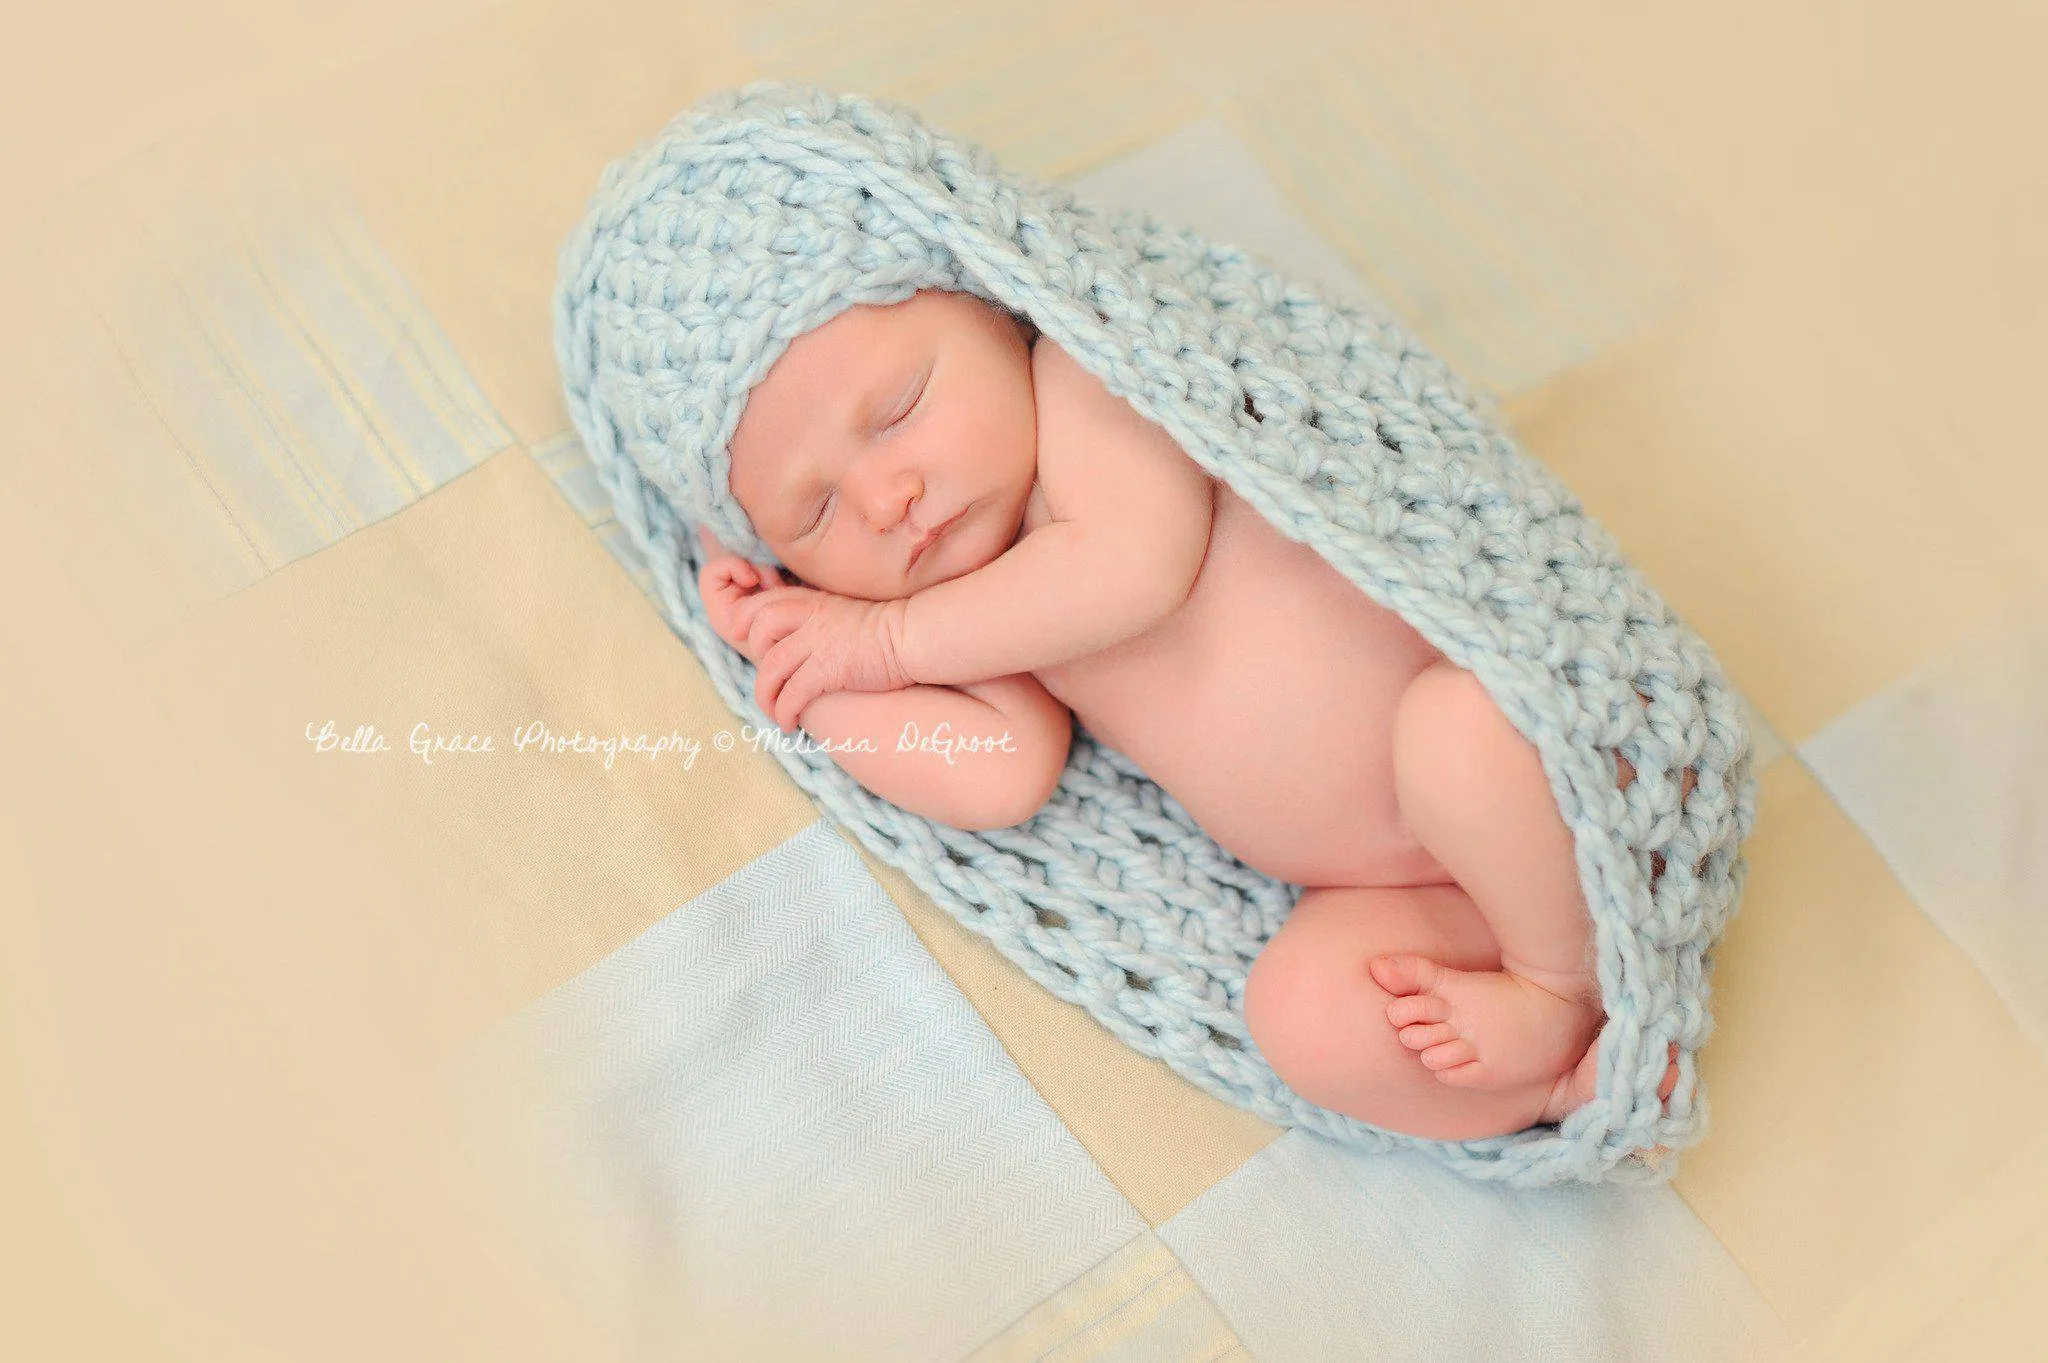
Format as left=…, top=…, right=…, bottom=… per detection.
left=702, top=559, right=756, bottom=598
left=745, top=600, right=809, bottom=661
left=755, top=633, right=808, bottom=728
left=698, top=571, right=747, bottom=641
left=734, top=585, right=802, bottom=638
left=772, top=656, right=831, bottom=733
left=698, top=560, right=761, bottom=638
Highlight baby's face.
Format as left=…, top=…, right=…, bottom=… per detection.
left=729, top=289, right=1038, bottom=601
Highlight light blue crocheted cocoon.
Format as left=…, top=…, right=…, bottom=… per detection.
left=553, top=80, right=1758, bottom=1187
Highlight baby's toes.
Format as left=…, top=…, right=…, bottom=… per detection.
left=1420, top=1038, right=1479, bottom=1073
left=1369, top=953, right=1445, bottom=999
left=1386, top=992, right=1449, bottom=1029
left=1398, top=1021, right=1459, bottom=1052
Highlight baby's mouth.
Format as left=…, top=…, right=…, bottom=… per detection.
left=908, top=505, right=964, bottom=569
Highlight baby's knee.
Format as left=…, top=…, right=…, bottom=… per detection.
left=1393, top=661, right=1538, bottom=815
left=1397, top=658, right=1517, bottom=753
left=1244, top=917, right=1414, bottom=1124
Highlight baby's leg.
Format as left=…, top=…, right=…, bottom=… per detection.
left=1372, top=660, right=1605, bottom=1091
left=1243, top=883, right=1565, bottom=1141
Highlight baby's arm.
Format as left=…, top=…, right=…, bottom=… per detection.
left=891, top=338, right=1216, bottom=688
left=795, top=674, right=1072, bottom=831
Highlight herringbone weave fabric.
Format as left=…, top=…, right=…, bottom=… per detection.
left=552, top=80, right=1757, bottom=1185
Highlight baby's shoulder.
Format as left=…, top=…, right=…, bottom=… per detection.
left=1029, top=335, right=1213, bottom=523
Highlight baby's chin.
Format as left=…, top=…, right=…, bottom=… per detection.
left=917, top=542, right=1004, bottom=590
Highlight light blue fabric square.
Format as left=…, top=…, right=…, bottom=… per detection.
left=52, top=150, right=513, bottom=614
left=1156, top=1129, right=1788, bottom=1362
left=1801, top=618, right=2048, bottom=1063
left=454, top=818, right=1146, bottom=1360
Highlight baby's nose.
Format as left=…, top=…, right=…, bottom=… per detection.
left=855, top=465, right=923, bottom=528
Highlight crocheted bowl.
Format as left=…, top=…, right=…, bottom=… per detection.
left=553, top=81, right=1758, bottom=1187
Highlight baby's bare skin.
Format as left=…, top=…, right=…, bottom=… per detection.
left=704, top=289, right=1680, bottom=1139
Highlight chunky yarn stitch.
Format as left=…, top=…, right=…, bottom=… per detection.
left=553, top=80, right=1758, bottom=1186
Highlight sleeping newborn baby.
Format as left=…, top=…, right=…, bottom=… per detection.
left=697, top=287, right=1681, bottom=1143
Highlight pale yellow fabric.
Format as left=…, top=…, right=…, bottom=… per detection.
left=130, top=449, right=826, bottom=1058
left=0, top=468, right=620, bottom=1362
left=1800, top=1129, right=2048, bottom=1360
left=1492, top=3, right=2048, bottom=742
left=1220, top=5, right=1722, bottom=404
left=1679, top=760, right=2048, bottom=1341
left=1906, top=1211, right=2048, bottom=1360
left=726, top=0, right=1203, bottom=180
left=229, top=0, right=762, bottom=446
left=0, top=0, right=508, bottom=213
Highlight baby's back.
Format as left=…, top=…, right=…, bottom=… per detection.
left=1030, top=480, right=1452, bottom=889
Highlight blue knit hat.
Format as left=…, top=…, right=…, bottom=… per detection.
left=552, top=82, right=1006, bottom=568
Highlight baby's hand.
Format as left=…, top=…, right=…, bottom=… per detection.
left=696, top=527, right=785, bottom=664
left=695, top=526, right=912, bottom=731
left=735, top=585, right=912, bottom=732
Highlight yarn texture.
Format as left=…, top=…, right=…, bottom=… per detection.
left=553, top=80, right=1758, bottom=1186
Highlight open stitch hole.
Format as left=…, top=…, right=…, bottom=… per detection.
left=1618, top=687, right=1704, bottom=892
left=1619, top=757, right=1705, bottom=890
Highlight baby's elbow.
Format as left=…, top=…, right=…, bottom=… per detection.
left=953, top=729, right=1070, bottom=831
left=949, top=792, right=1044, bottom=833
left=978, top=771, right=1060, bottom=830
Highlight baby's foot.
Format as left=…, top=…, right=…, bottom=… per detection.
left=1539, top=1040, right=1682, bottom=1127
left=1369, top=955, right=1603, bottom=1091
